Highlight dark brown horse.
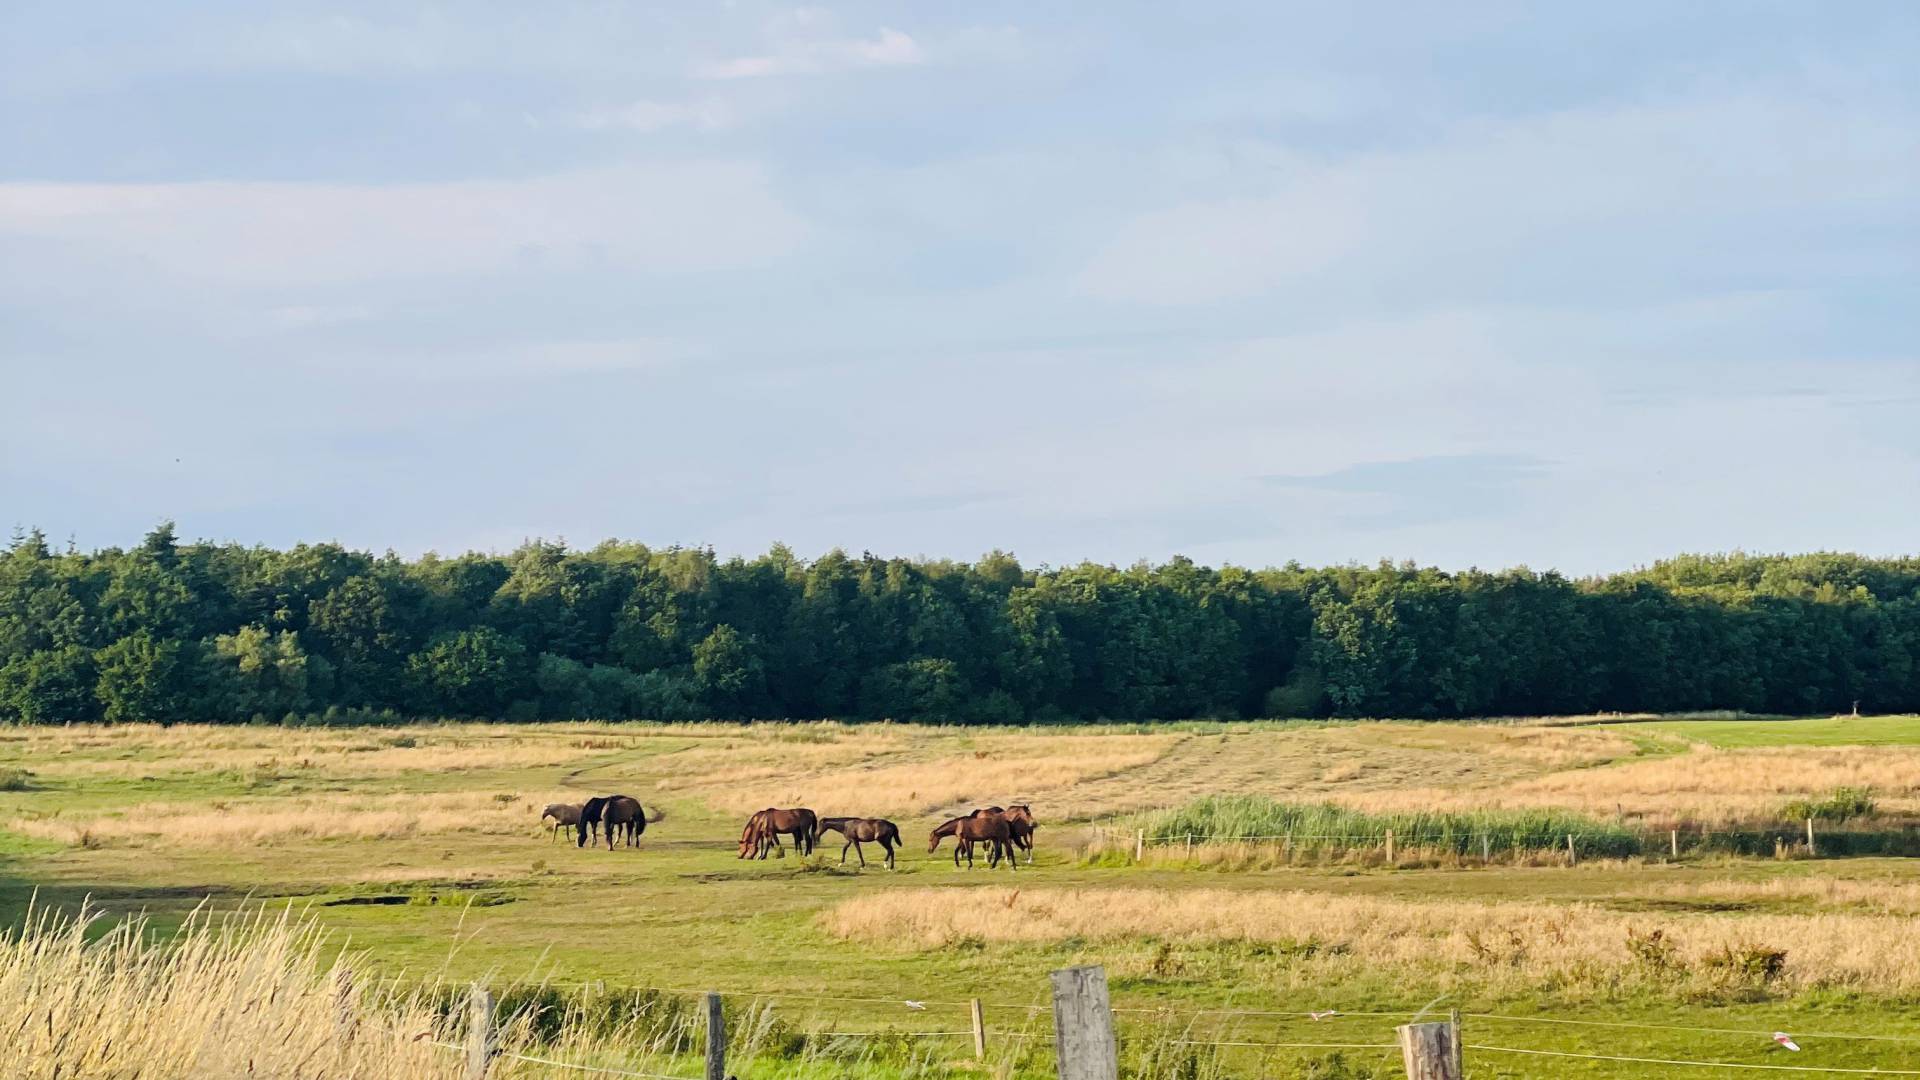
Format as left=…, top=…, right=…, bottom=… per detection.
left=577, top=795, right=648, bottom=850
left=738, top=808, right=818, bottom=859
left=814, top=817, right=901, bottom=869
left=930, top=812, right=1014, bottom=870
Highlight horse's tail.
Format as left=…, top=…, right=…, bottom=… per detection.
left=645, top=805, right=666, bottom=824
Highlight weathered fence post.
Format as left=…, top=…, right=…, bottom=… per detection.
left=1385, top=829, right=1395, bottom=865
left=970, top=997, right=988, bottom=1061
left=1566, top=833, right=1576, bottom=866
left=1450, top=1009, right=1464, bottom=1076
left=1185, top=833, right=1193, bottom=860
left=1051, top=965, right=1119, bottom=1080
left=1480, top=834, right=1490, bottom=863
left=1671, top=829, right=1680, bottom=860
left=1807, top=817, right=1817, bottom=857
left=465, top=984, right=496, bottom=1080
left=1396, top=1019, right=1462, bottom=1080
left=705, top=991, right=726, bottom=1080
left=1134, top=829, right=1144, bottom=862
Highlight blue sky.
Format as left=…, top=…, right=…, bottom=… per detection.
left=2, top=2, right=1916, bottom=574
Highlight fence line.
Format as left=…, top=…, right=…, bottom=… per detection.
left=1467, top=1043, right=1920, bottom=1074
left=1464, top=1012, right=1920, bottom=1045
left=1163, top=1038, right=1399, bottom=1050
left=431, top=1041, right=694, bottom=1080
left=460, top=978, right=1920, bottom=1046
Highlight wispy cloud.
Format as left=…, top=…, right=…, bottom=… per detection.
left=568, top=99, right=733, bottom=133
left=697, top=27, right=922, bottom=80
left=0, top=164, right=808, bottom=286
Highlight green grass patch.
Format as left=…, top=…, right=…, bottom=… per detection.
left=1618, top=714, right=1920, bottom=747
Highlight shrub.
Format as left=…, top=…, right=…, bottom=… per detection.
left=0, top=768, right=34, bottom=792
left=1782, top=786, right=1877, bottom=821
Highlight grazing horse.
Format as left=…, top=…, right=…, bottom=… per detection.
left=814, top=817, right=902, bottom=869
left=577, top=795, right=647, bottom=850
left=930, top=812, right=1014, bottom=870
left=1002, top=804, right=1038, bottom=863
left=541, top=802, right=587, bottom=843
left=737, top=808, right=818, bottom=859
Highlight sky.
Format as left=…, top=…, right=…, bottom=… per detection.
left=2, top=2, right=1916, bottom=575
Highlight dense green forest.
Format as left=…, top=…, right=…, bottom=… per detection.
left=1, top=524, right=1917, bottom=725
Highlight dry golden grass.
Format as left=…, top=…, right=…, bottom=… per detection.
left=1042, top=723, right=1635, bottom=820
left=686, top=733, right=1182, bottom=817
left=7, top=790, right=565, bottom=848
left=0, top=903, right=454, bottom=1079
left=1338, top=746, right=1920, bottom=823
left=1635, top=876, right=1920, bottom=915
left=825, top=885, right=1920, bottom=995
left=2, top=724, right=645, bottom=780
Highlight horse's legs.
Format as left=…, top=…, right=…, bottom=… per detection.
left=840, top=838, right=851, bottom=865
left=882, top=838, right=895, bottom=870
left=853, top=840, right=866, bottom=868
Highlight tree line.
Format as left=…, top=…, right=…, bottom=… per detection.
left=2, top=524, right=1916, bottom=725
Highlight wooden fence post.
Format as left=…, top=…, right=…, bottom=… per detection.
left=1449, top=1009, right=1464, bottom=1077
left=465, top=984, right=496, bottom=1080
left=1807, top=817, right=1817, bottom=857
left=1385, top=829, right=1395, bottom=865
left=970, top=997, right=988, bottom=1061
left=705, top=991, right=726, bottom=1080
left=1051, top=965, right=1119, bottom=1080
left=1566, top=833, right=1576, bottom=866
left=1671, top=829, right=1679, bottom=860
left=1185, top=833, right=1193, bottom=860
left=1134, top=829, right=1144, bottom=862
left=1480, top=834, right=1490, bottom=863
left=1396, top=1019, right=1462, bottom=1080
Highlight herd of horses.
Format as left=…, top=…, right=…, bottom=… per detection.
left=541, top=798, right=1037, bottom=870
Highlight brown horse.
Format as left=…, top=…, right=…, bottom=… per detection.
left=541, top=802, right=587, bottom=843
left=1002, top=804, right=1038, bottom=863
left=930, top=812, right=1014, bottom=870
left=814, top=817, right=901, bottom=869
left=738, top=808, right=818, bottom=859
left=577, top=795, right=648, bottom=850
left=968, top=805, right=1038, bottom=863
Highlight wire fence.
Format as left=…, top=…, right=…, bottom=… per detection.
left=1096, top=821, right=1920, bottom=862
left=423, top=977, right=1920, bottom=1078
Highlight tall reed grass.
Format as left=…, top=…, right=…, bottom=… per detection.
left=0, top=902, right=1049, bottom=1079
left=1133, top=795, right=1642, bottom=858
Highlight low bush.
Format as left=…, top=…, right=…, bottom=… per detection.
left=1782, top=786, right=1877, bottom=821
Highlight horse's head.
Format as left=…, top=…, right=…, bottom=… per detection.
left=1005, top=805, right=1034, bottom=824
left=929, top=818, right=958, bottom=852
left=737, top=811, right=766, bottom=858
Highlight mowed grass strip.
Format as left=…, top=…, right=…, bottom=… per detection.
left=1615, top=714, right=1920, bottom=748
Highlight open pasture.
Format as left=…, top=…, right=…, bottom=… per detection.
left=5, top=717, right=1920, bottom=1078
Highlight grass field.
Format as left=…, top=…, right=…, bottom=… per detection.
left=1613, top=714, right=1920, bottom=748
left=5, top=716, right=1920, bottom=1078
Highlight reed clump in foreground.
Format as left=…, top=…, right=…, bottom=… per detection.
left=0, top=902, right=454, bottom=1079
left=0, top=902, right=1035, bottom=1080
